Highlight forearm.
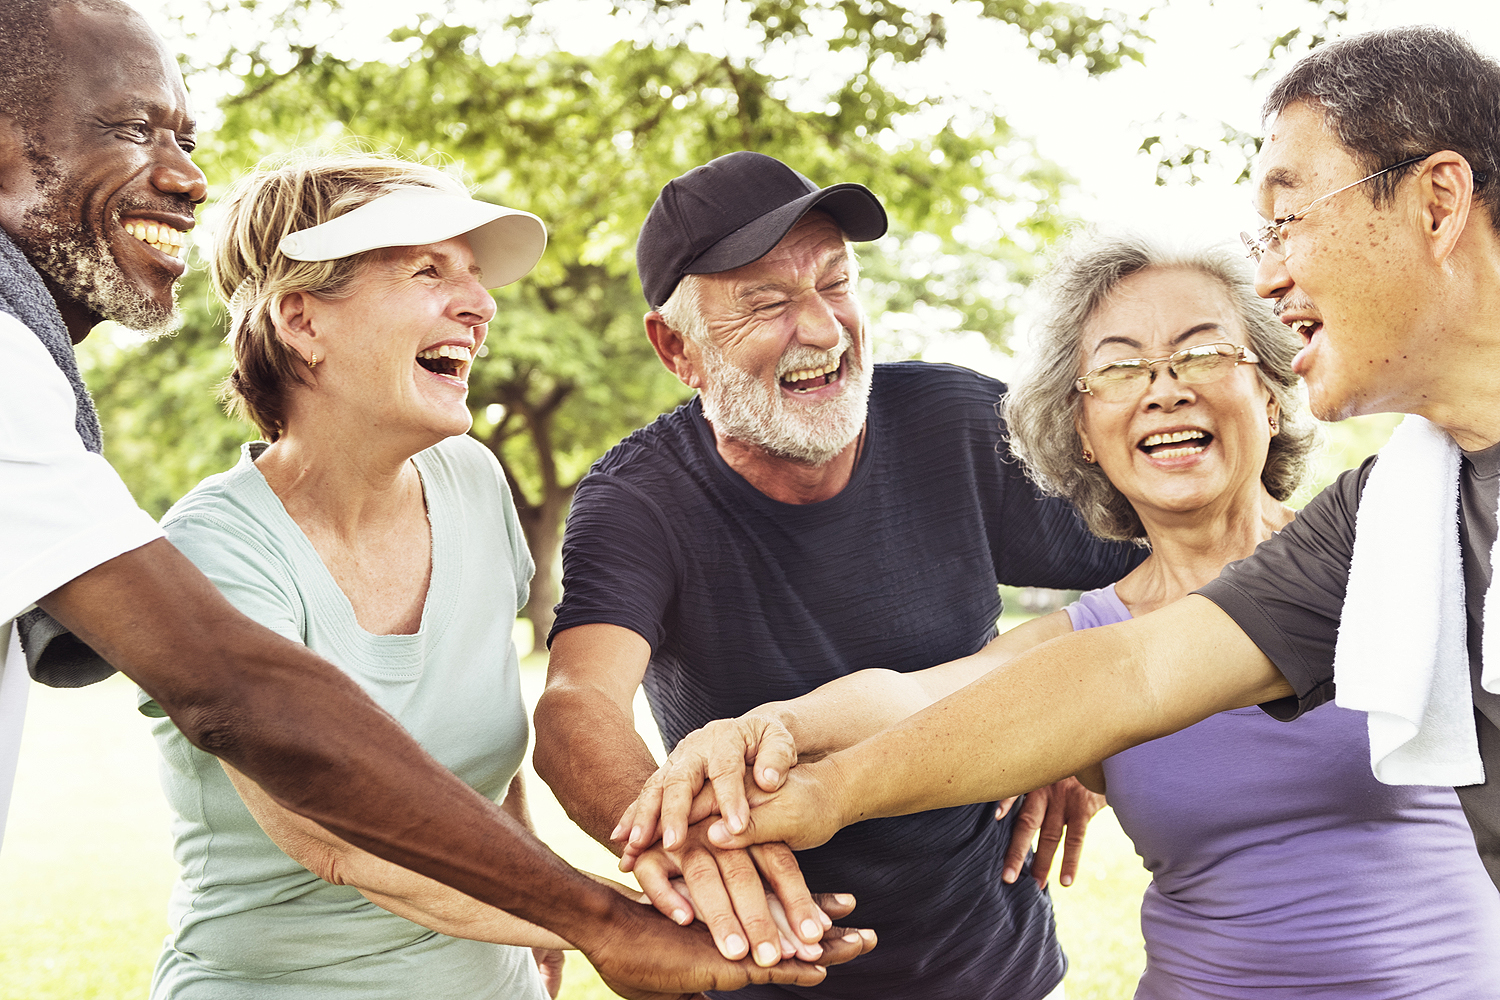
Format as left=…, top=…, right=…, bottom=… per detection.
left=770, top=612, right=1072, bottom=758
left=39, top=541, right=624, bottom=948
left=534, top=684, right=660, bottom=847
left=822, top=597, right=1289, bottom=823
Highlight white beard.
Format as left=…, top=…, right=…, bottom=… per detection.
left=698, top=328, right=871, bottom=467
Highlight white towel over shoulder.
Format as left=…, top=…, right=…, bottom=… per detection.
left=1334, top=414, right=1497, bottom=786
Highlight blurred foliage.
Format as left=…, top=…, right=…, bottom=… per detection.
left=1147, top=0, right=1348, bottom=186
left=86, top=0, right=1152, bottom=639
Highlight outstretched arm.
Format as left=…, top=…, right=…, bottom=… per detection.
left=39, top=540, right=860, bottom=998
left=707, top=596, right=1289, bottom=852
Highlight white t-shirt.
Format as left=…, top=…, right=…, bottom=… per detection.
left=0, top=311, right=162, bottom=846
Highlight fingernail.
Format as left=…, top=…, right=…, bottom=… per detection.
left=1061, top=875, right=1073, bottom=887
left=610, top=822, right=624, bottom=840
left=834, top=893, right=854, bottom=907
left=843, top=930, right=859, bottom=942
left=708, top=820, right=729, bottom=842
left=671, top=909, right=689, bottom=924
left=728, top=812, right=746, bottom=834
left=662, top=828, right=677, bottom=850
left=756, top=942, right=779, bottom=966
left=762, top=767, right=780, bottom=785
left=815, top=965, right=827, bottom=974
left=725, top=934, right=746, bottom=958
left=629, top=825, right=642, bottom=845
left=800, top=918, right=820, bottom=941
left=1002, top=869, right=1016, bottom=883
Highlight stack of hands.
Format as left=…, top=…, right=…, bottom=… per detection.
left=608, top=710, right=1105, bottom=971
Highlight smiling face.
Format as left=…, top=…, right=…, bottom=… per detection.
left=687, top=212, right=870, bottom=466
left=1075, top=267, right=1277, bottom=524
left=288, top=236, right=495, bottom=447
left=0, top=3, right=206, bottom=340
left=1249, top=101, right=1435, bottom=421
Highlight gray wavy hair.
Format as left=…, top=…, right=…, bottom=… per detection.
left=1003, top=229, right=1318, bottom=543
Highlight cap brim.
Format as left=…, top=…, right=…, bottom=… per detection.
left=277, top=188, right=547, bottom=289
left=684, top=183, right=888, bottom=277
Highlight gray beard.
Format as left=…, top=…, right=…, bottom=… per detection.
left=11, top=154, right=177, bottom=337
left=698, top=332, right=870, bottom=467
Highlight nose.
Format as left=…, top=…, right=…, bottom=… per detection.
left=792, top=292, right=843, bottom=351
left=1252, top=244, right=1293, bottom=303
left=452, top=274, right=498, bottom=329
left=150, top=138, right=207, bottom=206
left=1141, top=365, right=1195, bottom=411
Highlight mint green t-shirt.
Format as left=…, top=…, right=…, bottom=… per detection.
left=145, top=435, right=546, bottom=1000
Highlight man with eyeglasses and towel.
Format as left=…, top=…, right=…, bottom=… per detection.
left=669, top=25, right=1500, bottom=896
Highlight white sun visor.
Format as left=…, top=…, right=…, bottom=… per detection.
left=277, top=187, right=548, bottom=289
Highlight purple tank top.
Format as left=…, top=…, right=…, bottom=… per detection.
left=1069, top=585, right=1500, bottom=998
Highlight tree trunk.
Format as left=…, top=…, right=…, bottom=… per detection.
left=518, top=488, right=571, bottom=653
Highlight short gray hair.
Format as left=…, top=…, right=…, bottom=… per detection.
left=1264, top=25, right=1500, bottom=234
left=1003, top=229, right=1318, bottom=543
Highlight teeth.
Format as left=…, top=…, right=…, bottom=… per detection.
left=780, top=359, right=839, bottom=383
left=416, top=345, right=474, bottom=362
left=123, top=219, right=188, bottom=259
left=1141, top=430, right=1207, bottom=448
left=1291, top=319, right=1318, bottom=334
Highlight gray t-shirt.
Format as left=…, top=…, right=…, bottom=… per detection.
left=1199, top=441, right=1500, bottom=888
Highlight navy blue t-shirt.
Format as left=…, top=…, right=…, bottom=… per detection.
left=553, top=362, right=1140, bottom=999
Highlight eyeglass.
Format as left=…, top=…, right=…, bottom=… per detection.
left=1074, top=342, right=1260, bottom=401
left=1240, top=154, right=1431, bottom=261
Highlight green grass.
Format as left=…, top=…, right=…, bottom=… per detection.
left=0, top=647, right=1149, bottom=1000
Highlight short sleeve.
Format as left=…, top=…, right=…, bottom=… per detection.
left=0, top=314, right=162, bottom=621
left=1197, top=461, right=1370, bottom=720
left=549, top=474, right=680, bottom=651
left=163, top=512, right=305, bottom=645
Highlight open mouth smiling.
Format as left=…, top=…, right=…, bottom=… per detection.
left=780, top=356, right=843, bottom=393
left=416, top=344, right=472, bottom=382
left=1140, top=429, right=1211, bottom=459
left=1288, top=318, right=1321, bottom=344
left=123, top=219, right=188, bottom=259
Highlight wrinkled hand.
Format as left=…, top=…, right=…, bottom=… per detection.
left=583, top=893, right=875, bottom=1000
left=631, top=817, right=829, bottom=966
left=994, top=777, right=1105, bottom=888
left=532, top=946, right=565, bottom=998
left=669, top=880, right=864, bottom=964
left=706, top=758, right=850, bottom=854
left=615, top=714, right=798, bottom=865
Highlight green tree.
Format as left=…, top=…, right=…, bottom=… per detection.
left=89, top=0, right=1150, bottom=644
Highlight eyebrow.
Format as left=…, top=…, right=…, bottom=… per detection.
left=733, top=248, right=852, bottom=303
left=1259, top=165, right=1303, bottom=194
left=393, top=247, right=484, bottom=278
left=1091, top=323, right=1226, bottom=355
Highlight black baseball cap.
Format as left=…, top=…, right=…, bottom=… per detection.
left=636, top=151, right=888, bottom=309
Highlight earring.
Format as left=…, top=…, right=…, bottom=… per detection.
left=1082, top=448, right=1095, bottom=463
left=307, top=352, right=319, bottom=369
left=1269, top=414, right=1279, bottom=435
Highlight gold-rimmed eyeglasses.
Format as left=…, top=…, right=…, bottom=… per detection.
left=1074, top=342, right=1260, bottom=402
left=1240, top=154, right=1431, bottom=262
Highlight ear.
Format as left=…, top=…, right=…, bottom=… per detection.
left=1419, top=153, right=1474, bottom=265
left=645, top=311, right=702, bottom=389
left=1074, top=414, right=1096, bottom=463
left=273, top=291, right=319, bottom=365
left=1266, top=393, right=1280, bottom=433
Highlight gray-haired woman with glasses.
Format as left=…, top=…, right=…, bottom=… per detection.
left=620, top=228, right=1500, bottom=998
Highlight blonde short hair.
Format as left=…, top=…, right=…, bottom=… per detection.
left=213, top=152, right=470, bottom=440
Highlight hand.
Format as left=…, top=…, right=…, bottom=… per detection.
left=581, top=893, right=875, bottom=1000
left=532, top=946, right=565, bottom=998
left=632, top=819, right=830, bottom=965
left=995, top=777, right=1105, bottom=888
left=669, top=881, right=862, bottom=964
left=615, top=714, right=798, bottom=863
left=706, top=758, right=850, bottom=853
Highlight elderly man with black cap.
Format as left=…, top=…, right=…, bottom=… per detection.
left=534, top=151, right=1140, bottom=999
